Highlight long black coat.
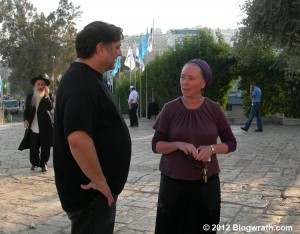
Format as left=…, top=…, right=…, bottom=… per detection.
left=23, top=93, right=54, bottom=147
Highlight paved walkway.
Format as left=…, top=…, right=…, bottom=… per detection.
left=0, top=119, right=299, bottom=233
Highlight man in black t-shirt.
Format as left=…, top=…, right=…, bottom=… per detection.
left=53, top=21, right=131, bottom=234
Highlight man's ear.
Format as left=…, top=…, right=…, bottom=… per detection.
left=95, top=43, right=105, bottom=58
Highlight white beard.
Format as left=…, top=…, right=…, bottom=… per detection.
left=31, top=89, right=45, bottom=107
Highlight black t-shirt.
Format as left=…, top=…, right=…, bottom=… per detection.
left=53, top=62, right=131, bottom=212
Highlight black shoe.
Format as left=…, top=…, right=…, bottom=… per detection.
left=240, top=127, right=248, bottom=132
left=31, top=166, right=37, bottom=171
left=41, top=165, right=48, bottom=172
left=255, top=129, right=263, bottom=132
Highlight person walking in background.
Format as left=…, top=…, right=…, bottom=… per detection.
left=22, top=74, right=53, bottom=172
left=148, top=100, right=159, bottom=120
left=5, top=111, right=12, bottom=123
left=128, top=85, right=139, bottom=127
left=241, top=81, right=263, bottom=132
left=152, top=59, right=237, bottom=233
left=53, top=21, right=131, bottom=234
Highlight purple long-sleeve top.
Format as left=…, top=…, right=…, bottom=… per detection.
left=152, top=97, right=237, bottom=180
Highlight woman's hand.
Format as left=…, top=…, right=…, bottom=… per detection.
left=177, top=142, right=198, bottom=157
left=195, top=145, right=212, bottom=162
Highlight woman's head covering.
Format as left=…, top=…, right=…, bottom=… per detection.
left=186, top=59, right=213, bottom=89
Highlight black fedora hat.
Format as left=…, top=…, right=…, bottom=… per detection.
left=31, top=74, right=51, bottom=86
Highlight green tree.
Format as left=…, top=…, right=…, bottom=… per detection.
left=114, top=68, right=144, bottom=115
left=238, top=0, right=300, bottom=74
left=2, top=78, right=10, bottom=94
left=233, top=41, right=287, bottom=116
left=234, top=0, right=300, bottom=117
left=138, top=28, right=238, bottom=113
left=0, top=0, right=81, bottom=94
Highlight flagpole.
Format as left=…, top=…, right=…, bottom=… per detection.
left=153, top=19, right=155, bottom=46
left=130, top=55, right=132, bottom=85
left=139, top=75, right=142, bottom=118
left=146, top=72, right=148, bottom=120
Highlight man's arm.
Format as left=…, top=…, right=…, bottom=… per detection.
left=250, top=89, right=257, bottom=99
left=43, top=86, right=54, bottom=111
left=67, top=130, right=114, bottom=206
left=128, top=93, right=133, bottom=109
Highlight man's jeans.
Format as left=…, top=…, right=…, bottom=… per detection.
left=244, top=102, right=263, bottom=131
left=67, top=193, right=117, bottom=234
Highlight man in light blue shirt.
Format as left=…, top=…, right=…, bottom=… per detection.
left=241, top=82, right=263, bottom=132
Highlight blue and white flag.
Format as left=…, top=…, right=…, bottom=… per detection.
left=0, top=76, right=2, bottom=94
left=135, top=47, right=140, bottom=62
left=106, top=71, right=112, bottom=86
left=111, top=56, right=121, bottom=75
left=143, top=28, right=149, bottom=57
left=139, top=61, right=145, bottom=72
left=139, top=36, right=144, bottom=61
left=148, top=27, right=154, bottom=52
left=136, top=39, right=145, bottom=71
left=124, top=46, right=135, bottom=70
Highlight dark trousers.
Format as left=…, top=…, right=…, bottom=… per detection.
left=129, top=103, right=138, bottom=126
left=29, top=132, right=50, bottom=167
left=155, top=173, right=221, bottom=234
left=67, top=193, right=117, bottom=234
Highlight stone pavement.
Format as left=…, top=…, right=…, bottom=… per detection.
left=0, top=119, right=299, bottom=234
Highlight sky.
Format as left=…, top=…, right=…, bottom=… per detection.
left=29, top=0, right=247, bottom=35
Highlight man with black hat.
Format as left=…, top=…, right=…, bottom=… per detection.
left=23, top=74, right=54, bottom=172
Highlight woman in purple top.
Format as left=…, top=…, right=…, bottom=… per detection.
left=152, top=59, right=237, bottom=234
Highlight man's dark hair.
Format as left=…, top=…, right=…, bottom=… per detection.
left=75, top=21, right=124, bottom=58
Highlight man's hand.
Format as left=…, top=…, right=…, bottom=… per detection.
left=24, top=120, right=29, bottom=129
left=44, top=86, right=49, bottom=96
left=68, top=131, right=114, bottom=207
left=81, top=181, right=114, bottom=207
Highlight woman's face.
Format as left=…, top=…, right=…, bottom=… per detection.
left=180, top=63, right=206, bottom=98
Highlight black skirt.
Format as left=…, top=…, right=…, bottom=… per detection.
left=155, top=173, right=221, bottom=234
